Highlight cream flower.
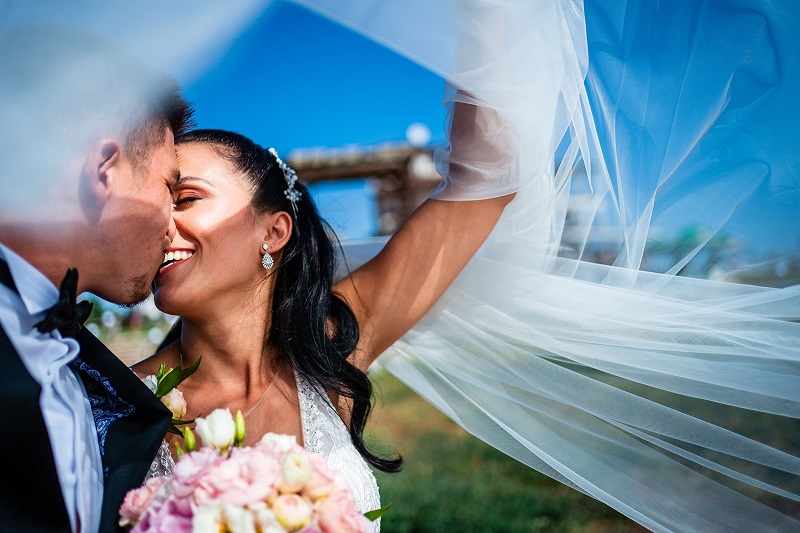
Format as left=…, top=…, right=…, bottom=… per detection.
left=279, top=451, right=314, bottom=493
left=161, top=388, right=187, bottom=420
left=272, top=494, right=312, bottom=531
left=195, top=408, right=236, bottom=451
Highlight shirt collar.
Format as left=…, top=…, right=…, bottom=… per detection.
left=0, top=243, right=59, bottom=317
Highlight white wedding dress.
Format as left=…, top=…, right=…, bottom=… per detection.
left=146, top=373, right=381, bottom=529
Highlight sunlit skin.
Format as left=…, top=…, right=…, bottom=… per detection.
left=145, top=142, right=301, bottom=447
left=90, top=127, right=179, bottom=304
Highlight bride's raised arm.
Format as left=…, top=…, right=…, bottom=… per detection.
left=334, top=96, right=517, bottom=370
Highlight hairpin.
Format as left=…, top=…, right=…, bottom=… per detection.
left=268, top=147, right=302, bottom=219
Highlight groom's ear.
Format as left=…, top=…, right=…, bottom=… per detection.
left=79, top=139, right=121, bottom=223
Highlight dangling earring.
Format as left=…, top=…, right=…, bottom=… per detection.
left=261, top=243, right=274, bottom=270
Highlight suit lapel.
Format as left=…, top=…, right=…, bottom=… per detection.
left=0, top=325, right=71, bottom=532
left=73, top=327, right=171, bottom=532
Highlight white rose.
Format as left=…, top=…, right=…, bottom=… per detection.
left=195, top=408, right=236, bottom=451
left=142, top=375, right=158, bottom=394
left=222, top=504, right=257, bottom=533
left=161, top=388, right=187, bottom=420
left=192, top=504, right=223, bottom=533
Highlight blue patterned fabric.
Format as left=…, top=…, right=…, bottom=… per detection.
left=69, top=356, right=135, bottom=465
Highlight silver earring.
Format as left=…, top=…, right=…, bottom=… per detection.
left=261, top=243, right=274, bottom=270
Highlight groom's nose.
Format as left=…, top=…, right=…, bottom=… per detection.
left=166, top=215, right=177, bottom=244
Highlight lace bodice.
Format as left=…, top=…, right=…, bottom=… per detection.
left=145, top=374, right=380, bottom=530
left=296, top=375, right=381, bottom=522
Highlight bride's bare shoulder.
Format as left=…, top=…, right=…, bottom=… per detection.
left=130, top=340, right=181, bottom=377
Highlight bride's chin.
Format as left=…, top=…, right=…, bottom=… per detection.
left=152, top=288, right=189, bottom=317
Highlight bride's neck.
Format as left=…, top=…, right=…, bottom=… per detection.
left=177, top=298, right=274, bottom=390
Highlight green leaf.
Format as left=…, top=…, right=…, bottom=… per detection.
left=166, top=424, right=182, bottom=436
left=171, top=418, right=195, bottom=426
left=364, top=503, right=391, bottom=521
left=156, top=366, right=183, bottom=398
left=157, top=364, right=166, bottom=380
left=179, top=356, right=202, bottom=383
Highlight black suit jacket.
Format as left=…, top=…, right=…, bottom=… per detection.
left=0, top=324, right=171, bottom=532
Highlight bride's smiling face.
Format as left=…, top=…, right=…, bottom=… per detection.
left=152, top=142, right=266, bottom=317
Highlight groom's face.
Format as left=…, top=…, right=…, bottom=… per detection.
left=98, top=127, right=178, bottom=305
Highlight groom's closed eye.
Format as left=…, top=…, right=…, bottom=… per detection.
left=166, top=168, right=180, bottom=197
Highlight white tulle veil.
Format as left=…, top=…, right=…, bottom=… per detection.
left=1, top=1, right=798, bottom=531
left=299, top=2, right=800, bottom=531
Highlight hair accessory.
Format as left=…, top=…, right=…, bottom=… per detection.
left=261, top=243, right=274, bottom=270
left=267, top=147, right=302, bottom=219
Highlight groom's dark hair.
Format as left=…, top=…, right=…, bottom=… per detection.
left=0, top=25, right=194, bottom=182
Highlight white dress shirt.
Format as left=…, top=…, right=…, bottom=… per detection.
left=0, top=243, right=102, bottom=533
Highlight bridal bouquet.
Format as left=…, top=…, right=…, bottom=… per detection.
left=120, top=408, right=380, bottom=533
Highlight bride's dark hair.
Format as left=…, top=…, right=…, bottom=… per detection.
left=164, top=129, right=402, bottom=473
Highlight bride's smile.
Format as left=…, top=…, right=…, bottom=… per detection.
left=157, top=248, right=194, bottom=275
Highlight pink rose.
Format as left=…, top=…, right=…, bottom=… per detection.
left=119, top=476, right=167, bottom=527
left=194, top=448, right=280, bottom=507
left=257, top=433, right=299, bottom=455
left=273, top=494, right=313, bottom=531
left=302, top=454, right=336, bottom=502
left=317, top=490, right=369, bottom=533
left=132, top=497, right=192, bottom=533
left=171, top=448, right=223, bottom=499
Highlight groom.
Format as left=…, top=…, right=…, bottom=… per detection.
left=0, top=27, right=193, bottom=532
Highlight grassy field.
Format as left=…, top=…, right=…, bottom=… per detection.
left=365, top=370, right=646, bottom=533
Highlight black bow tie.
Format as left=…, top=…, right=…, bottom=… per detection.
left=0, top=260, right=92, bottom=338
left=34, top=268, right=93, bottom=338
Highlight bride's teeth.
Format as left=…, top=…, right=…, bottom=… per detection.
left=181, top=251, right=189, bottom=260
left=163, top=253, right=168, bottom=263
left=167, top=252, right=174, bottom=261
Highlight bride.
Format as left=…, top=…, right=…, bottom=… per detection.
left=133, top=117, right=514, bottom=523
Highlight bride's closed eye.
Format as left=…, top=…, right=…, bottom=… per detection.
left=174, top=195, right=201, bottom=209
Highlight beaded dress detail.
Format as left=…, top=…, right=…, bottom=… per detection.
left=145, top=373, right=381, bottom=530
left=295, top=373, right=381, bottom=524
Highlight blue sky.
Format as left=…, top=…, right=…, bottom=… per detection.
left=183, top=3, right=446, bottom=155
left=178, top=2, right=798, bottom=255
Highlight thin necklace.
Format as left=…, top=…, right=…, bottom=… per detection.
left=179, top=352, right=277, bottom=419
left=242, top=369, right=278, bottom=418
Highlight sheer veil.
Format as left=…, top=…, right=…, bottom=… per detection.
left=2, top=0, right=798, bottom=530
left=298, top=1, right=800, bottom=531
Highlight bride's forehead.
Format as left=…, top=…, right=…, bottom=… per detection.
left=176, top=143, right=243, bottom=183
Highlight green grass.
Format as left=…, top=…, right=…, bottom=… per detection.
left=366, top=371, right=646, bottom=533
